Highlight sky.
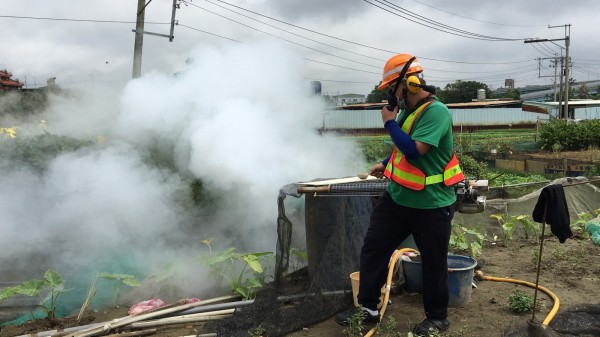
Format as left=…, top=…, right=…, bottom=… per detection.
left=2, top=0, right=600, bottom=96
left=1, top=0, right=599, bottom=301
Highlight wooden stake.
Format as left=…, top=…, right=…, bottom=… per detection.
left=103, top=329, right=156, bottom=337
left=67, top=295, right=240, bottom=337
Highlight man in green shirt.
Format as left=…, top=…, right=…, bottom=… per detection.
left=336, top=53, right=461, bottom=336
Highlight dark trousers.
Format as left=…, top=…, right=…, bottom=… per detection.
left=357, top=192, right=454, bottom=320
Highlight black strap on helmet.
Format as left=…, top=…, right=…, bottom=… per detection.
left=386, top=56, right=416, bottom=110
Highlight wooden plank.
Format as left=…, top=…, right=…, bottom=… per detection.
left=297, top=175, right=380, bottom=186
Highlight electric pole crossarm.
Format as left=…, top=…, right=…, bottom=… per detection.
left=132, top=29, right=173, bottom=39
left=524, top=38, right=566, bottom=43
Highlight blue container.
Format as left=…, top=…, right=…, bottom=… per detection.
left=402, top=254, right=477, bottom=308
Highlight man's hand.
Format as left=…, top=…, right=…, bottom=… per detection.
left=381, top=105, right=398, bottom=125
left=370, top=163, right=386, bottom=178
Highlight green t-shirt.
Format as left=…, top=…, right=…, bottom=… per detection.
left=386, top=99, right=457, bottom=209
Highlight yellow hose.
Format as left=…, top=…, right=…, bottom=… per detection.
left=362, top=250, right=560, bottom=337
left=364, top=248, right=417, bottom=337
left=482, top=275, right=560, bottom=326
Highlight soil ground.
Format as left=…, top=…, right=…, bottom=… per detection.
left=2, top=235, right=599, bottom=337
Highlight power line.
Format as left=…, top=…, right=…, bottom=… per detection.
left=363, top=0, right=524, bottom=41
left=409, top=0, right=546, bottom=28
left=183, top=2, right=382, bottom=69
left=201, top=0, right=397, bottom=54
left=0, top=14, right=169, bottom=25
left=179, top=23, right=241, bottom=42
left=199, top=0, right=386, bottom=62
left=203, top=0, right=533, bottom=65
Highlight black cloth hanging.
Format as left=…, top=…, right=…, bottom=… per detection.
left=532, top=184, right=572, bottom=243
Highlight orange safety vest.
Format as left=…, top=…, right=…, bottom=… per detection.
left=383, top=101, right=464, bottom=191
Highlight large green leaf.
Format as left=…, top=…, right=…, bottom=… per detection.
left=201, top=247, right=237, bottom=267
left=15, top=279, right=45, bottom=296
left=44, top=269, right=63, bottom=287
left=122, top=278, right=142, bottom=287
left=242, top=255, right=263, bottom=274
left=0, top=287, right=19, bottom=302
left=98, top=272, right=136, bottom=281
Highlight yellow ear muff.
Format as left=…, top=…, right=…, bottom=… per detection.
left=406, top=75, right=422, bottom=94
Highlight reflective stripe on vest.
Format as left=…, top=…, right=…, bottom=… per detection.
left=383, top=101, right=465, bottom=190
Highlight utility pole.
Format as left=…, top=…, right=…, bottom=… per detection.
left=558, top=56, right=564, bottom=117
left=132, top=0, right=146, bottom=79
left=551, top=56, right=558, bottom=102
left=131, top=0, right=180, bottom=79
left=524, top=23, right=571, bottom=119
left=534, top=55, right=561, bottom=114
left=556, top=24, right=571, bottom=119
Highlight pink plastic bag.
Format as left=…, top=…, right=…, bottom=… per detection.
left=128, top=298, right=166, bottom=315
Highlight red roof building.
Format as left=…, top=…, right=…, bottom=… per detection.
left=0, top=70, right=24, bottom=90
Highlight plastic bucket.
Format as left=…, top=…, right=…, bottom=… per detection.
left=402, top=254, right=477, bottom=307
left=349, top=272, right=384, bottom=309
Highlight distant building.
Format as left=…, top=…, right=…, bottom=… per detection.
left=331, top=93, right=366, bottom=106
left=505, top=79, right=515, bottom=89
left=0, top=70, right=24, bottom=91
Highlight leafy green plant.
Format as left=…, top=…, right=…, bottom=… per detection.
left=0, top=132, right=94, bottom=172
left=507, top=290, right=535, bottom=314
left=531, top=248, right=541, bottom=267
left=0, top=126, right=17, bottom=139
left=375, top=315, right=403, bottom=336
left=455, top=153, right=488, bottom=179
left=515, top=215, right=540, bottom=243
left=98, top=272, right=142, bottom=307
left=343, top=309, right=370, bottom=337
left=571, top=211, right=595, bottom=239
left=449, top=224, right=486, bottom=258
left=356, top=136, right=393, bottom=165
left=491, top=214, right=516, bottom=247
left=248, top=325, right=266, bottom=337
left=491, top=214, right=539, bottom=247
left=198, top=247, right=274, bottom=300
left=0, top=269, right=70, bottom=321
left=552, top=246, right=566, bottom=260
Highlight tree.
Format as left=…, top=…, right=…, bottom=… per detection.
left=577, top=83, right=590, bottom=99
left=366, top=83, right=387, bottom=103
left=436, top=80, right=492, bottom=104
left=499, top=88, right=521, bottom=100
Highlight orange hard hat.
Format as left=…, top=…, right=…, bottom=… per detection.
left=377, top=54, right=423, bottom=91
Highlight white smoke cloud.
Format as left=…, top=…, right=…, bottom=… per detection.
left=0, top=39, right=366, bottom=300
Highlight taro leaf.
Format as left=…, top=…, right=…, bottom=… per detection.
left=15, top=280, right=45, bottom=296
left=98, top=272, right=136, bottom=281
left=240, top=251, right=273, bottom=273
left=0, top=279, right=46, bottom=302
left=202, top=247, right=237, bottom=266
left=0, top=287, right=19, bottom=302
left=234, top=287, right=249, bottom=299
left=241, top=255, right=263, bottom=274
left=246, top=278, right=262, bottom=289
left=122, top=278, right=142, bottom=287
left=44, top=269, right=63, bottom=288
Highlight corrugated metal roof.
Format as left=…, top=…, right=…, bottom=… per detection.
left=446, top=100, right=521, bottom=108
left=322, top=107, right=550, bottom=129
